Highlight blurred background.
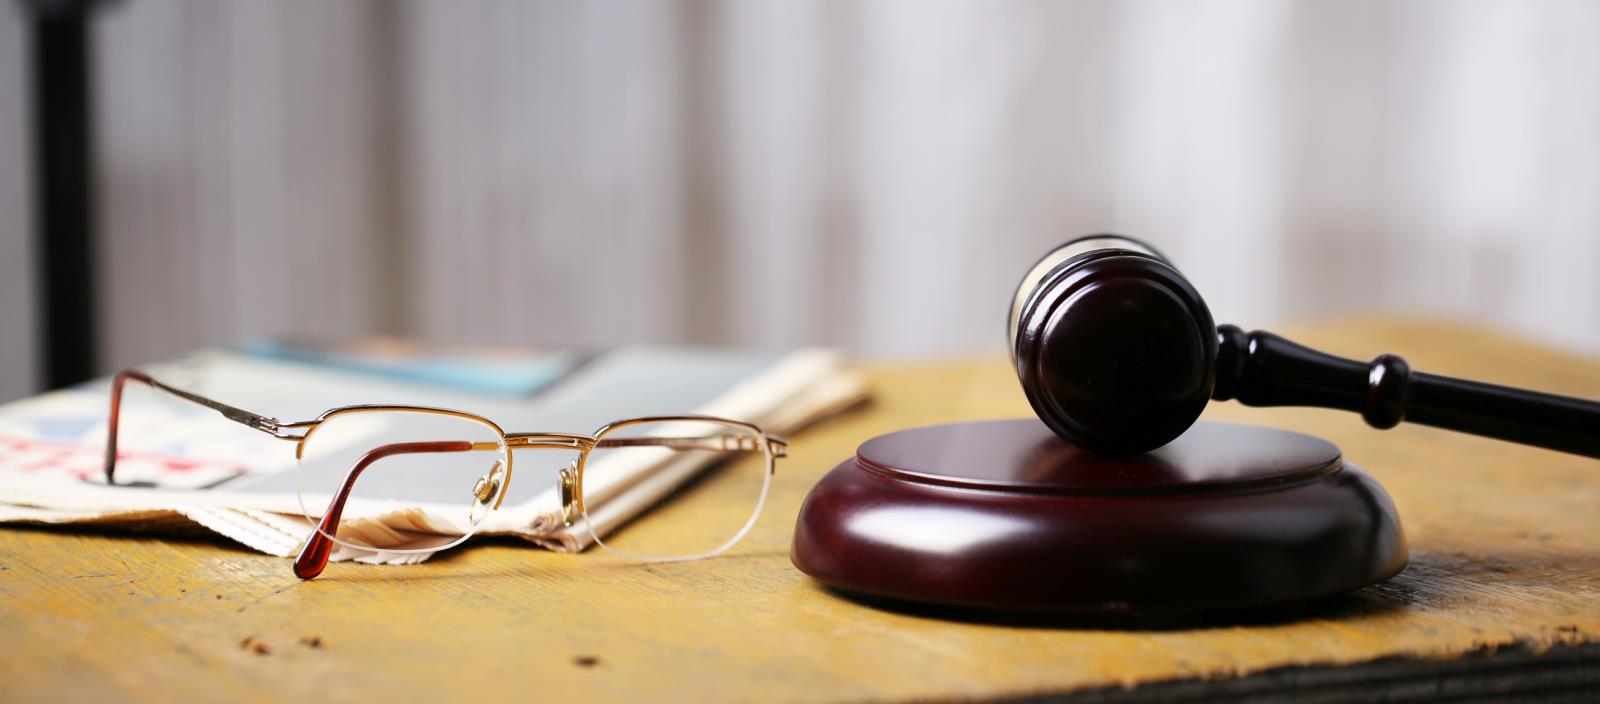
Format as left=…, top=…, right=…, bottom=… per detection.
left=1, top=0, right=1598, bottom=403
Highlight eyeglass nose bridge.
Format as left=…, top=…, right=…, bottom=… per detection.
left=504, top=433, right=595, bottom=450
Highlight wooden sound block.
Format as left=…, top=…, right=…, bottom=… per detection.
left=791, top=420, right=1408, bottom=613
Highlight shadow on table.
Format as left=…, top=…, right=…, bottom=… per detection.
left=810, top=544, right=1600, bottom=631
left=816, top=584, right=1412, bottom=631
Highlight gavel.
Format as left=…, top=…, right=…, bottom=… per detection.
left=1009, top=234, right=1600, bottom=457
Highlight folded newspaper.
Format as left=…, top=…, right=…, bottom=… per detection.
left=0, top=343, right=867, bottom=565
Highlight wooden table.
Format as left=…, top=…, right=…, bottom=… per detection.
left=3, top=317, right=1597, bottom=702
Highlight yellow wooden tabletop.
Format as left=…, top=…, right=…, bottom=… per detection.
left=2, top=317, right=1597, bottom=702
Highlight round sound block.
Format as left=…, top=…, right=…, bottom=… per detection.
left=791, top=420, right=1407, bottom=613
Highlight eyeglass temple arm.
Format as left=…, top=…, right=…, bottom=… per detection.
left=105, top=369, right=299, bottom=485
left=294, top=440, right=481, bottom=580
left=595, top=433, right=789, bottom=457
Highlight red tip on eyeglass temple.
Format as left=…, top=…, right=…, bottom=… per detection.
left=105, top=370, right=155, bottom=485
left=293, top=441, right=474, bottom=580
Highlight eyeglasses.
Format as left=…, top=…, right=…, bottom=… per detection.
left=104, top=369, right=788, bottom=579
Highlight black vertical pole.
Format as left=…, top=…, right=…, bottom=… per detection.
left=27, top=0, right=100, bottom=389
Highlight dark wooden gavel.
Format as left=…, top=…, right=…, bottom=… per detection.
left=1009, top=234, right=1600, bottom=457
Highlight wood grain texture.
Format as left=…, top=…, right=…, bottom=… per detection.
left=2, top=317, right=1597, bottom=703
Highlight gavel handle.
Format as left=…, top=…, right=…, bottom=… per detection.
left=1213, top=325, right=1600, bottom=459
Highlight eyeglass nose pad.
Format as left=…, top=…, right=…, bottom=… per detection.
left=470, top=460, right=504, bottom=523
left=557, top=460, right=578, bottom=527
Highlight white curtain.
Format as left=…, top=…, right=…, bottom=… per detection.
left=2, top=0, right=1597, bottom=398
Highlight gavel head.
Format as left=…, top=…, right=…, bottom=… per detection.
left=1009, top=235, right=1218, bottom=454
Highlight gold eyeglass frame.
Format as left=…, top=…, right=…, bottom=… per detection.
left=105, top=370, right=789, bottom=580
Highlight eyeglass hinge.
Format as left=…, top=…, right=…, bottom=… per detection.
left=766, top=435, right=789, bottom=458
left=236, top=413, right=306, bottom=441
